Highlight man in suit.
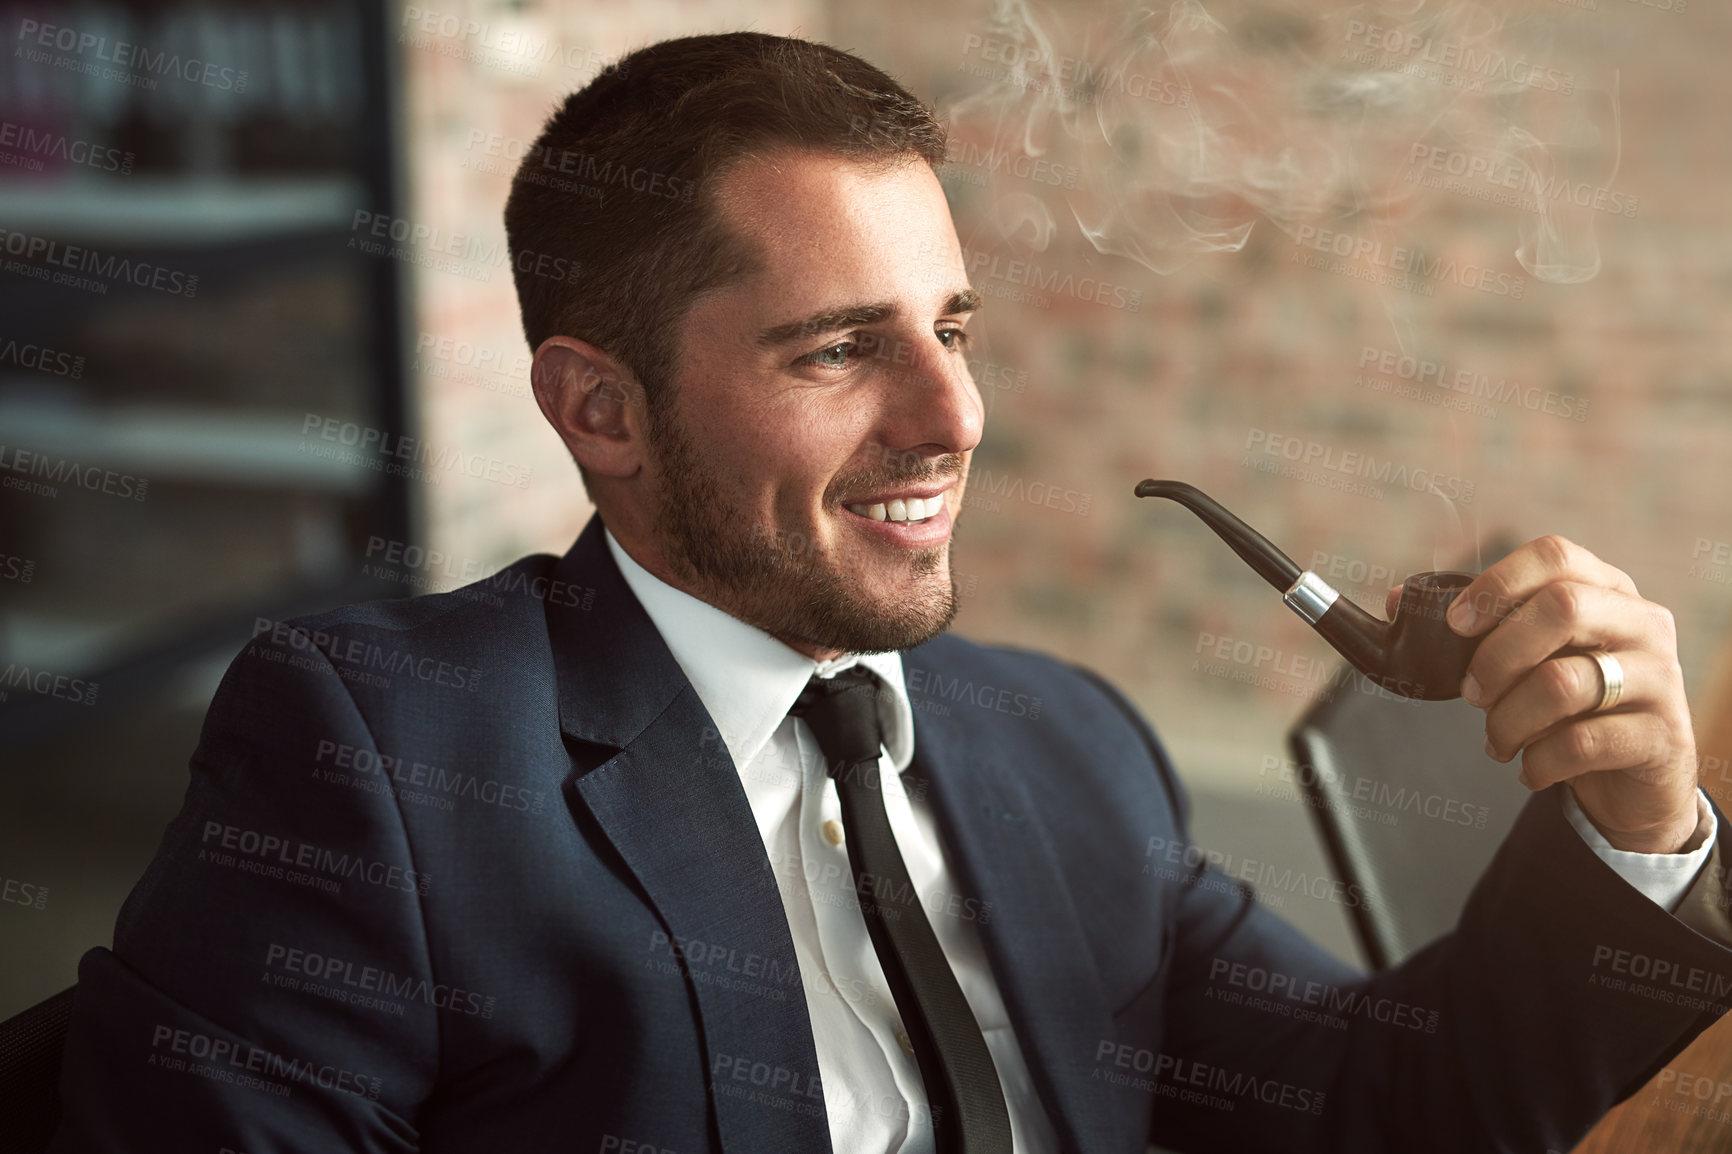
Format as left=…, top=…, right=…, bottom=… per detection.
left=51, top=31, right=1732, bottom=1154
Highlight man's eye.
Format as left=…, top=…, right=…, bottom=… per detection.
left=799, top=341, right=856, bottom=369
left=937, top=328, right=970, bottom=351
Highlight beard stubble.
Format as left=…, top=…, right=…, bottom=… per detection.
left=644, top=405, right=961, bottom=655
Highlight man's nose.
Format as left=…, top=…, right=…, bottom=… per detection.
left=872, top=333, right=983, bottom=457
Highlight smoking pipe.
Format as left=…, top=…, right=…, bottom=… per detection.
left=1135, top=480, right=1482, bottom=701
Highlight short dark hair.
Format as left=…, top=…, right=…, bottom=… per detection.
left=504, top=32, right=948, bottom=418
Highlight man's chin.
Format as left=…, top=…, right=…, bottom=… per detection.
left=761, top=567, right=959, bottom=656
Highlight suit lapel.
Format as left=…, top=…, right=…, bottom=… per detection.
left=547, top=519, right=832, bottom=1153
left=543, top=519, right=1135, bottom=1151
left=909, top=697, right=1138, bottom=1154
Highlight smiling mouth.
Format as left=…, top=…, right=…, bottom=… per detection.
left=843, top=496, right=941, bottom=524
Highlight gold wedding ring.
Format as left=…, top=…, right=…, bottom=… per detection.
left=1585, top=649, right=1624, bottom=713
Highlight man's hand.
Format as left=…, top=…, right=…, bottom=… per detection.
left=1395, top=535, right=1701, bottom=854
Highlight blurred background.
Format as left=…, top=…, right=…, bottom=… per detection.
left=2, top=0, right=1729, bottom=1052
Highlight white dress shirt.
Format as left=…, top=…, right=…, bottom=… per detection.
left=606, top=530, right=1061, bottom=1154
left=603, top=528, right=1718, bottom=1149
left=1562, top=785, right=1717, bottom=911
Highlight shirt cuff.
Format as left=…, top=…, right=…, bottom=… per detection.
left=1562, top=786, right=1717, bottom=913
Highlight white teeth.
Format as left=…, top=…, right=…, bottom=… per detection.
left=845, top=496, right=939, bottom=523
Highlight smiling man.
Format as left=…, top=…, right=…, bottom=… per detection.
left=529, top=149, right=979, bottom=661
left=49, top=31, right=1732, bottom=1154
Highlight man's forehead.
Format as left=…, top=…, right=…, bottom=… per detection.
left=714, top=147, right=937, bottom=223
left=711, top=149, right=968, bottom=302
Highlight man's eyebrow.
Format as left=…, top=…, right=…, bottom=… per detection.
left=757, top=303, right=896, bottom=348
left=945, top=288, right=982, bottom=317
left=755, top=289, right=981, bottom=348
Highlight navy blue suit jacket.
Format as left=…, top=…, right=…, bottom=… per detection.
left=50, top=516, right=1732, bottom=1152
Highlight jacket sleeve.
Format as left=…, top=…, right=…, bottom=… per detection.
left=49, top=625, right=441, bottom=1152
left=1079, top=668, right=1732, bottom=1154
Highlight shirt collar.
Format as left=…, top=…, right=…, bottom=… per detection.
left=604, top=527, right=913, bottom=774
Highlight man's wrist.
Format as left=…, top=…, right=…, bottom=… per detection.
left=1602, top=823, right=1705, bottom=855
left=1586, top=793, right=1711, bottom=856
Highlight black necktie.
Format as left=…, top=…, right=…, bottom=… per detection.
left=791, top=666, right=1013, bottom=1154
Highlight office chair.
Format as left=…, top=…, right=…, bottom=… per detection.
left=0, top=984, right=75, bottom=1154
left=1287, top=666, right=1535, bottom=969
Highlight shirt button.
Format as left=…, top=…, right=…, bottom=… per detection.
left=822, top=819, right=845, bottom=846
left=895, top=1028, right=915, bottom=1057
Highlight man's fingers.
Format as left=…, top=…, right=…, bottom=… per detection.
left=1463, top=583, right=1675, bottom=707
left=1483, top=651, right=1677, bottom=762
left=1513, top=711, right=1679, bottom=791
left=1447, top=535, right=1639, bottom=637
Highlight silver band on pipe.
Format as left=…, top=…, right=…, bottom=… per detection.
left=1283, top=571, right=1340, bottom=625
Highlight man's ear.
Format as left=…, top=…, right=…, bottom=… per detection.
left=530, top=336, right=646, bottom=479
